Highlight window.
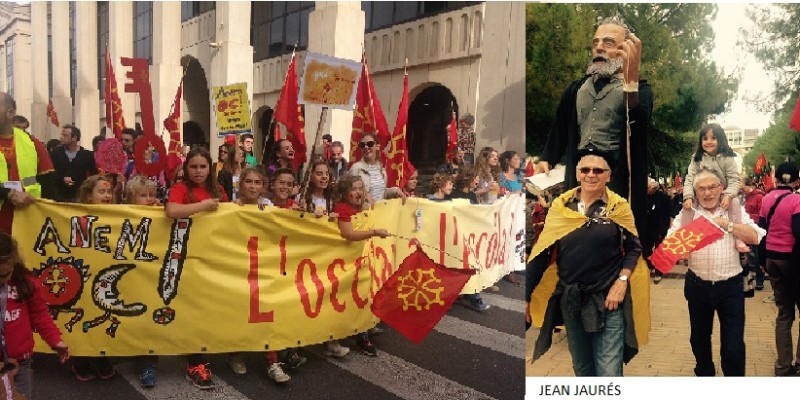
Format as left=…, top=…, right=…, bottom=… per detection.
left=181, top=1, right=215, bottom=22
left=133, top=1, right=153, bottom=64
left=251, top=2, right=313, bottom=62
left=362, top=2, right=477, bottom=32
left=70, top=2, right=77, bottom=105
left=5, top=37, right=12, bottom=97
left=97, top=2, right=109, bottom=95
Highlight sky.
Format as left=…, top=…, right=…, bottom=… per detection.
left=709, top=3, right=774, bottom=132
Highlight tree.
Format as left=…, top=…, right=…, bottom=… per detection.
left=743, top=108, right=800, bottom=172
left=525, top=4, right=594, bottom=155
left=742, top=4, right=800, bottom=172
left=526, top=4, right=738, bottom=180
left=744, top=4, right=800, bottom=108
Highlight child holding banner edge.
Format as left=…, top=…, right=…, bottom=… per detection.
left=71, top=175, right=117, bottom=382
left=164, top=148, right=228, bottom=390
left=333, top=174, right=389, bottom=356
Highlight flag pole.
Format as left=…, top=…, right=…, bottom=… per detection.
left=299, top=106, right=328, bottom=213
left=160, top=65, right=188, bottom=140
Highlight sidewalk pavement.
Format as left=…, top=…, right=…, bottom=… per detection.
left=526, top=263, right=785, bottom=376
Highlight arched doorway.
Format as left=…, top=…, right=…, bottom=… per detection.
left=407, top=84, right=458, bottom=170
left=182, top=121, right=206, bottom=149
left=181, top=56, right=210, bottom=148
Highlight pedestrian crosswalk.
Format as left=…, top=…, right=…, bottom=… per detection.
left=33, top=277, right=524, bottom=400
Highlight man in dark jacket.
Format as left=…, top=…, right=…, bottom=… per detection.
left=51, top=124, right=98, bottom=202
left=328, top=141, right=348, bottom=183
left=536, top=16, right=653, bottom=238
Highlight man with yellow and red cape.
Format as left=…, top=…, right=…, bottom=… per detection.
left=526, top=147, right=650, bottom=376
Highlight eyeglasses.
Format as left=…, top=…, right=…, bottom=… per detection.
left=696, top=184, right=720, bottom=194
left=358, top=141, right=376, bottom=149
left=578, top=167, right=610, bottom=175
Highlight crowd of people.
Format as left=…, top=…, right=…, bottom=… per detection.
left=524, top=14, right=800, bottom=379
left=0, top=90, right=524, bottom=396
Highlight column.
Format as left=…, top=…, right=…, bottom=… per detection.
left=75, top=1, right=100, bottom=148
left=12, top=34, right=33, bottom=139
left=208, top=1, right=254, bottom=151
left=51, top=2, right=73, bottom=132
left=151, top=2, right=183, bottom=149
left=30, top=2, right=50, bottom=140
left=307, top=1, right=365, bottom=158
left=109, top=2, right=135, bottom=128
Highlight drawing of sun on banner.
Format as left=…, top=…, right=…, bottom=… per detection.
left=649, top=215, right=724, bottom=274
left=16, top=195, right=524, bottom=356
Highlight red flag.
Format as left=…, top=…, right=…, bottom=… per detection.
left=446, top=109, right=458, bottom=160
left=385, top=73, right=415, bottom=188
left=371, top=247, right=476, bottom=344
left=674, top=172, right=682, bottom=191
left=525, top=160, right=535, bottom=177
left=649, top=215, right=724, bottom=274
left=273, top=51, right=306, bottom=170
left=46, top=100, right=60, bottom=127
left=350, top=52, right=390, bottom=166
left=273, top=123, right=281, bottom=141
left=753, top=152, right=767, bottom=175
left=105, top=46, right=126, bottom=139
left=163, top=80, right=183, bottom=178
left=790, top=93, right=800, bottom=131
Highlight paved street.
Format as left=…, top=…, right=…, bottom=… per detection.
left=527, top=264, right=784, bottom=377
left=31, top=274, right=524, bottom=400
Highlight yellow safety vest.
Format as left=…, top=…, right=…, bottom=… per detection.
left=0, top=127, right=41, bottom=207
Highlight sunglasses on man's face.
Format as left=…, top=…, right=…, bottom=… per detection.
left=358, top=141, right=376, bottom=149
left=578, top=167, right=610, bottom=175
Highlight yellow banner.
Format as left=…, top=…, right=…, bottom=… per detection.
left=15, top=195, right=524, bottom=356
left=212, top=82, right=251, bottom=135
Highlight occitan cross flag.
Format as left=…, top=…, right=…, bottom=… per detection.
left=649, top=215, right=724, bottom=274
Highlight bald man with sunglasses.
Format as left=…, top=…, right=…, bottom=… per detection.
left=528, top=147, right=644, bottom=376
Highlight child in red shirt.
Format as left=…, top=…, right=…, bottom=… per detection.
left=333, top=175, right=388, bottom=356
left=164, top=148, right=226, bottom=390
left=270, top=167, right=300, bottom=210
left=1, top=232, right=69, bottom=400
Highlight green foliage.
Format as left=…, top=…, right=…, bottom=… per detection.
left=741, top=4, right=800, bottom=173
left=744, top=4, right=800, bottom=108
left=742, top=108, right=800, bottom=171
left=525, top=3, right=594, bottom=155
left=526, top=3, right=739, bottom=177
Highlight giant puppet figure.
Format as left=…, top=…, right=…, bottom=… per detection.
left=536, top=16, right=653, bottom=238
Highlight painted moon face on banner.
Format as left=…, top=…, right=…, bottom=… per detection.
left=91, top=264, right=147, bottom=316
left=95, top=138, right=128, bottom=175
